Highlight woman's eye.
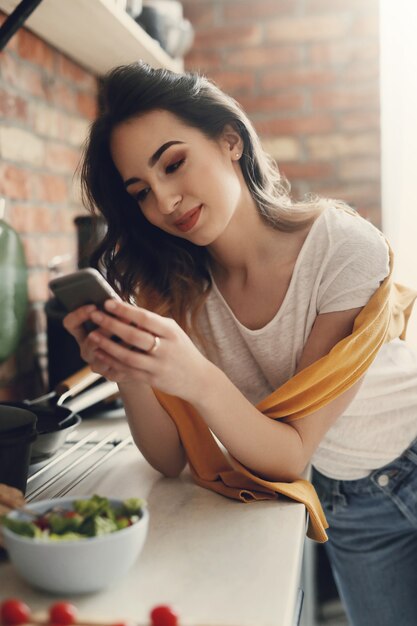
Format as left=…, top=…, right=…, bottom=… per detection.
left=166, top=159, right=185, bottom=174
left=136, top=188, right=150, bottom=203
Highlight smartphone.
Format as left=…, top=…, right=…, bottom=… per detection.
left=49, top=268, right=122, bottom=332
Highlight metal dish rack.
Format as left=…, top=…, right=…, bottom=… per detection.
left=26, top=428, right=134, bottom=502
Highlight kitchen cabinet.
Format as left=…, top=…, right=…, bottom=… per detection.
left=0, top=417, right=308, bottom=626
left=0, top=0, right=183, bottom=74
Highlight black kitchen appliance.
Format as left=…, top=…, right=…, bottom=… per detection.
left=46, top=215, right=106, bottom=388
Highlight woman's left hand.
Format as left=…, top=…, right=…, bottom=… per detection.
left=0, top=484, right=25, bottom=546
left=0, top=483, right=24, bottom=516
left=87, top=299, right=212, bottom=401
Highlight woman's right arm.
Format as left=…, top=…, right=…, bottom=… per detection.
left=63, top=305, right=186, bottom=478
left=118, top=381, right=186, bottom=477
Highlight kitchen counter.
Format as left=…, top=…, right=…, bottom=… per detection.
left=0, top=416, right=308, bottom=626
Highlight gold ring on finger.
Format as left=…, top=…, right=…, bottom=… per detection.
left=147, top=334, right=160, bottom=355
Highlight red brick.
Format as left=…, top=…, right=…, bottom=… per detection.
left=0, top=90, right=28, bottom=121
left=32, top=103, right=69, bottom=141
left=266, top=15, right=351, bottom=43
left=304, top=0, right=379, bottom=12
left=57, top=54, right=97, bottom=90
left=207, top=70, right=256, bottom=94
left=0, top=51, right=46, bottom=98
left=18, top=28, right=55, bottom=73
left=44, top=142, right=81, bottom=174
left=358, top=206, right=382, bottom=226
left=338, top=157, right=380, bottom=181
left=226, top=44, right=301, bottom=69
left=45, top=80, right=78, bottom=115
left=183, top=1, right=217, bottom=28
left=21, top=234, right=74, bottom=270
left=194, top=24, right=262, bottom=49
left=185, top=49, right=223, bottom=72
left=309, top=181, right=381, bottom=207
left=238, top=92, right=304, bottom=115
left=31, top=174, right=68, bottom=203
left=342, top=61, right=379, bottom=84
left=279, top=161, right=335, bottom=181
left=0, top=165, right=31, bottom=200
left=261, top=68, right=336, bottom=92
left=338, top=111, right=380, bottom=132
left=21, top=235, right=44, bottom=267
left=11, top=205, right=56, bottom=234
left=55, top=207, right=79, bottom=234
left=27, top=270, right=50, bottom=302
left=311, top=87, right=379, bottom=111
left=222, top=0, right=294, bottom=22
left=76, top=91, right=98, bottom=120
left=309, top=41, right=379, bottom=66
left=255, top=115, right=336, bottom=136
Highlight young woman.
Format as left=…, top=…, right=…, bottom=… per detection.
left=64, top=63, right=417, bottom=626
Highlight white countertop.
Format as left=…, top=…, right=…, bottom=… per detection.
left=0, top=416, right=307, bottom=626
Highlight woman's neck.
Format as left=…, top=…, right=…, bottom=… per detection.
left=208, top=202, right=298, bottom=285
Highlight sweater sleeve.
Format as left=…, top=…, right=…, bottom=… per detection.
left=317, top=219, right=390, bottom=314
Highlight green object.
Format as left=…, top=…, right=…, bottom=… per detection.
left=0, top=516, right=35, bottom=537
left=0, top=218, right=28, bottom=363
left=0, top=495, right=146, bottom=541
left=121, top=497, right=145, bottom=516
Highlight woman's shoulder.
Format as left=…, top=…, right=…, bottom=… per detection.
left=310, top=204, right=389, bottom=273
left=321, top=204, right=387, bottom=248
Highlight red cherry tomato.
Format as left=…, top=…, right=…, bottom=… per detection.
left=34, top=515, right=49, bottom=530
left=150, top=605, right=178, bottom=626
left=48, top=602, right=78, bottom=625
left=0, top=598, right=31, bottom=625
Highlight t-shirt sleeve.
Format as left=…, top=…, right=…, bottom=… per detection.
left=317, top=225, right=390, bottom=314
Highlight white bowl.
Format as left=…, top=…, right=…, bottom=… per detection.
left=2, top=496, right=149, bottom=594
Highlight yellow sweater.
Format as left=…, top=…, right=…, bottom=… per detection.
left=153, top=247, right=417, bottom=542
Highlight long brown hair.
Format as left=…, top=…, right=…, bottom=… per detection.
left=80, top=62, right=325, bottom=336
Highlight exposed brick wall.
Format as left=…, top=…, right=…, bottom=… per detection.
left=0, top=2, right=381, bottom=397
left=182, top=0, right=381, bottom=223
left=0, top=12, right=98, bottom=398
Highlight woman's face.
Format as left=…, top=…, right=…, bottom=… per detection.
left=110, top=109, right=245, bottom=246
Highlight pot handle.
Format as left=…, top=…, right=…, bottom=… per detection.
left=55, top=366, right=103, bottom=405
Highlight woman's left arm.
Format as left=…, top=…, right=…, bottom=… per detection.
left=191, top=306, right=365, bottom=482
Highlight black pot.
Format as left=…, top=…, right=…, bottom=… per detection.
left=0, top=402, right=81, bottom=463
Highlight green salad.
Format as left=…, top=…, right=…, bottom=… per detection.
left=0, top=494, right=145, bottom=541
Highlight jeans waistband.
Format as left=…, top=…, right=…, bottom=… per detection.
left=313, top=432, right=417, bottom=495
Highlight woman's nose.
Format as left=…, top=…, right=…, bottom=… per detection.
left=155, top=189, right=182, bottom=215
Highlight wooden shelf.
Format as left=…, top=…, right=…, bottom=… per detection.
left=0, top=0, right=183, bottom=75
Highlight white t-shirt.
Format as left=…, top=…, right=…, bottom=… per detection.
left=195, top=205, right=417, bottom=480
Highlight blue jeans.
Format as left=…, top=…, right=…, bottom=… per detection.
left=312, top=437, right=417, bottom=626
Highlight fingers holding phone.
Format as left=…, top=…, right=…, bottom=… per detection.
left=49, top=268, right=123, bottom=367
left=62, top=304, right=104, bottom=366
left=83, top=299, right=209, bottom=400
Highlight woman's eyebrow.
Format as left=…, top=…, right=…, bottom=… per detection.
left=124, top=140, right=185, bottom=189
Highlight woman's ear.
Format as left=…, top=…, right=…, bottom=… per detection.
left=221, top=124, right=244, bottom=160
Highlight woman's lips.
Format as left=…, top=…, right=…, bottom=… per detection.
left=174, top=205, right=202, bottom=232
